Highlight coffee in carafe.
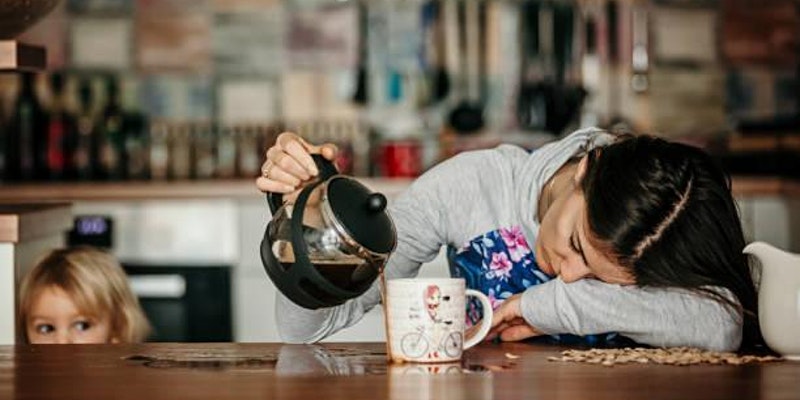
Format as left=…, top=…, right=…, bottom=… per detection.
left=261, top=155, right=396, bottom=309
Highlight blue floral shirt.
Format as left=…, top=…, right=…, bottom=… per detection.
left=448, top=226, right=619, bottom=345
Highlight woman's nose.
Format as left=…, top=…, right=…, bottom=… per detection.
left=559, top=259, right=592, bottom=283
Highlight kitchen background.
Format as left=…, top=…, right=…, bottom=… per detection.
left=0, top=0, right=798, bottom=343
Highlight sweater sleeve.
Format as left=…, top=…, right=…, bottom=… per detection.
left=520, top=278, right=742, bottom=351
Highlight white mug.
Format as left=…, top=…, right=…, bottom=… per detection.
left=385, top=278, right=493, bottom=363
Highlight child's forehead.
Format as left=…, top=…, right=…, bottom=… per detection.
left=29, top=284, right=101, bottom=318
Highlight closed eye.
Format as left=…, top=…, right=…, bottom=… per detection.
left=570, top=233, right=589, bottom=267
left=569, top=234, right=579, bottom=253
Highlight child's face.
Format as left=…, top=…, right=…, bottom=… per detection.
left=26, top=286, right=117, bottom=344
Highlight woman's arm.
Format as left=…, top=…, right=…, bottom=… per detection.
left=518, top=278, right=742, bottom=351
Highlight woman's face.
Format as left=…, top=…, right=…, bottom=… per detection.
left=26, top=286, right=118, bottom=344
left=535, top=159, right=635, bottom=285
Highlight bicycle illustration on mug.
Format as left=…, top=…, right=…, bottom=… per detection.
left=399, top=284, right=463, bottom=360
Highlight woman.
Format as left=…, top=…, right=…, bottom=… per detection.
left=256, top=127, right=761, bottom=352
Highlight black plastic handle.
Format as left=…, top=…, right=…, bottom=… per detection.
left=267, top=154, right=339, bottom=214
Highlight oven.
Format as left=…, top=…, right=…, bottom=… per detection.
left=68, top=200, right=238, bottom=342
left=124, top=263, right=231, bottom=342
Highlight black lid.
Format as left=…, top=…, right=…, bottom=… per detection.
left=326, top=177, right=396, bottom=255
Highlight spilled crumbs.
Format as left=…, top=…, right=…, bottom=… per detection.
left=547, top=347, right=783, bottom=367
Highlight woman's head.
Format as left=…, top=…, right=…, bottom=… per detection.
left=582, top=135, right=760, bottom=348
left=19, top=246, right=151, bottom=344
left=535, top=134, right=761, bottom=349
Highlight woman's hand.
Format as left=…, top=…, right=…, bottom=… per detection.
left=486, top=294, right=542, bottom=342
left=255, top=132, right=339, bottom=196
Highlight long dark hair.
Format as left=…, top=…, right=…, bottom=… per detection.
left=581, top=135, right=763, bottom=352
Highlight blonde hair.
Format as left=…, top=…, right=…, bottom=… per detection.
left=18, top=246, right=151, bottom=343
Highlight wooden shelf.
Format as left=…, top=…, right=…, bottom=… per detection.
left=0, top=178, right=415, bottom=202
left=730, top=176, right=800, bottom=197
left=0, top=176, right=795, bottom=203
left=0, top=40, right=46, bottom=72
left=0, top=203, right=72, bottom=243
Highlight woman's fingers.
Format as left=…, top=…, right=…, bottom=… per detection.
left=255, top=175, right=296, bottom=194
left=319, top=143, right=339, bottom=161
left=267, top=145, right=309, bottom=182
left=498, top=324, right=538, bottom=342
left=490, top=294, right=521, bottom=328
left=256, top=131, right=339, bottom=194
left=278, top=134, right=317, bottom=178
left=486, top=317, right=537, bottom=342
left=276, top=132, right=340, bottom=175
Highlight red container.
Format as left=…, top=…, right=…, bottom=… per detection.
left=380, top=140, right=422, bottom=178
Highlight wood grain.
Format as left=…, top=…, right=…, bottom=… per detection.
left=1, top=342, right=798, bottom=400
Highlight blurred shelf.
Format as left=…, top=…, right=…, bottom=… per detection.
left=731, top=176, right=800, bottom=197
left=0, top=178, right=415, bottom=202
left=0, top=176, right=797, bottom=203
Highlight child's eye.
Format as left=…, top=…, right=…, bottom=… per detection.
left=36, top=324, right=55, bottom=335
left=74, top=321, right=93, bottom=332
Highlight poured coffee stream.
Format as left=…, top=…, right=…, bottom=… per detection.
left=379, top=271, right=394, bottom=363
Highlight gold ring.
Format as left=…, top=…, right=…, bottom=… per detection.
left=262, top=162, right=274, bottom=178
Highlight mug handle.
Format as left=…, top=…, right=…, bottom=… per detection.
left=463, top=289, right=494, bottom=350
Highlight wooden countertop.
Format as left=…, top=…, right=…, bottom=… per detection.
left=1, top=342, right=797, bottom=400
left=0, top=176, right=795, bottom=202
left=0, top=203, right=72, bottom=243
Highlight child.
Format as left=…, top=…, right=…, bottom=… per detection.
left=18, top=246, right=151, bottom=344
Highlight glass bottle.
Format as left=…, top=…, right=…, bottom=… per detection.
left=149, top=121, right=169, bottom=181
left=216, top=125, right=237, bottom=179
left=73, top=78, right=97, bottom=181
left=192, top=121, right=216, bottom=180
left=236, top=124, right=261, bottom=178
left=124, top=113, right=149, bottom=180
left=98, top=75, right=125, bottom=180
left=45, top=72, right=78, bottom=181
left=6, top=72, right=46, bottom=181
left=169, top=122, right=192, bottom=180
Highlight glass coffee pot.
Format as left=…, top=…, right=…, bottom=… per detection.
left=261, top=155, right=396, bottom=309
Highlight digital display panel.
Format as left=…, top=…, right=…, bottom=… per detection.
left=68, top=215, right=113, bottom=249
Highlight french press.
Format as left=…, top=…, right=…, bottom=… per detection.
left=260, top=155, right=396, bottom=309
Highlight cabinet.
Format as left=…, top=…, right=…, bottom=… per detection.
left=737, top=196, right=800, bottom=253
left=0, top=204, right=72, bottom=344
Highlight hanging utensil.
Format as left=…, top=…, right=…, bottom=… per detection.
left=447, top=0, right=484, bottom=135
left=426, top=0, right=450, bottom=104
left=517, top=0, right=547, bottom=132
left=631, top=4, right=649, bottom=93
left=352, top=1, right=369, bottom=104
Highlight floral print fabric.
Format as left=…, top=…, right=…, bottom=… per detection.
left=448, top=226, right=618, bottom=345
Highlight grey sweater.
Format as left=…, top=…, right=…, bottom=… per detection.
left=275, top=128, right=742, bottom=351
